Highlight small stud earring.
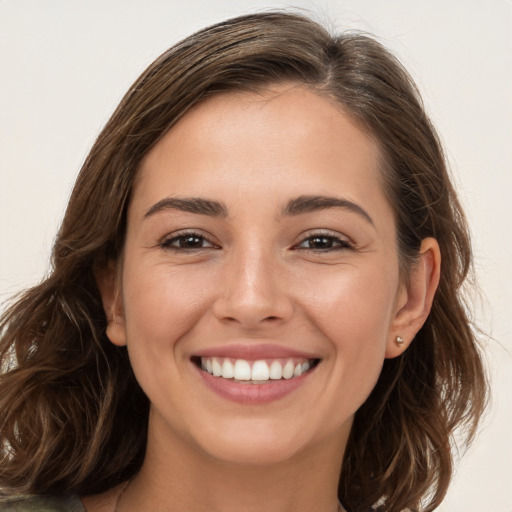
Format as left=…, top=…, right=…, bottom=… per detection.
left=395, top=336, right=404, bottom=346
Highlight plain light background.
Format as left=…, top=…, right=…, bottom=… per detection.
left=0, top=1, right=510, bottom=510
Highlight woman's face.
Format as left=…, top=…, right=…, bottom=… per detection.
left=104, top=85, right=411, bottom=466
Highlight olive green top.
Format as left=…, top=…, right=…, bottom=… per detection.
left=0, top=496, right=85, bottom=512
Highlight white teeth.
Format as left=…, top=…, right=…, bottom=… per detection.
left=269, top=360, right=283, bottom=380
left=221, top=359, right=234, bottom=379
left=251, top=360, right=270, bottom=381
left=212, top=358, right=222, bottom=377
left=282, top=361, right=295, bottom=379
left=199, top=356, right=315, bottom=382
left=233, top=359, right=251, bottom=380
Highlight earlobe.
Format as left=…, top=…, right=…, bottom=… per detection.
left=385, top=238, right=441, bottom=358
left=94, top=260, right=127, bottom=347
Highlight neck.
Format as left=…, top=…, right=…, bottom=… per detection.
left=120, top=410, right=348, bottom=512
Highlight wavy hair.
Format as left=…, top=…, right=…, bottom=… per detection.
left=0, top=12, right=487, bottom=511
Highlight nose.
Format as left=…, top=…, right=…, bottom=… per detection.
left=212, top=245, right=294, bottom=329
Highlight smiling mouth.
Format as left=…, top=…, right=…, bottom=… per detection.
left=192, top=356, right=320, bottom=383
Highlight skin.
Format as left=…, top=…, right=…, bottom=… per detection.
left=88, top=85, right=440, bottom=512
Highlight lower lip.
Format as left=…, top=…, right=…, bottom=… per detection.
left=195, top=364, right=316, bottom=404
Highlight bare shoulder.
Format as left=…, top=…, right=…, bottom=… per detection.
left=0, top=495, right=85, bottom=512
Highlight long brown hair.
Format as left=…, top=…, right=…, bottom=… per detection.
left=0, top=12, right=487, bottom=511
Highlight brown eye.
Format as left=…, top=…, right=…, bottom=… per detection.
left=296, top=235, right=352, bottom=251
left=306, top=236, right=335, bottom=249
left=177, top=235, right=205, bottom=248
left=161, top=233, right=216, bottom=250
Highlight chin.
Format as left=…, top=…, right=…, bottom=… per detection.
left=190, top=417, right=338, bottom=468
left=202, top=437, right=305, bottom=467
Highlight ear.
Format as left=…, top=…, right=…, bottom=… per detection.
left=386, top=238, right=441, bottom=358
left=94, top=260, right=127, bottom=347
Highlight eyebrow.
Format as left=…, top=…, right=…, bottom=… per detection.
left=282, top=195, right=374, bottom=225
left=144, top=197, right=228, bottom=218
left=143, top=194, right=373, bottom=225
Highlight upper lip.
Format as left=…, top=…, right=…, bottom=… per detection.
left=193, top=343, right=320, bottom=361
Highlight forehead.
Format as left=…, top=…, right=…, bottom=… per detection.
left=133, top=85, right=388, bottom=216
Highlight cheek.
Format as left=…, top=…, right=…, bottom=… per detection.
left=119, top=260, right=219, bottom=418
left=301, top=262, right=398, bottom=342
left=302, top=264, right=398, bottom=402
left=119, top=261, right=220, bottom=395
left=122, top=261, right=214, bottom=342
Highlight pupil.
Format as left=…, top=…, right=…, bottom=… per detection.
left=311, top=236, right=331, bottom=248
left=182, top=236, right=202, bottom=247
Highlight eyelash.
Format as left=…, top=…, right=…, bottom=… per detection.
left=159, top=231, right=354, bottom=252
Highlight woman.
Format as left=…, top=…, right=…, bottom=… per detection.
left=0, top=11, right=487, bottom=512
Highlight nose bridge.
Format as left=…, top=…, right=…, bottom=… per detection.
left=214, top=238, right=292, bottom=327
left=237, top=243, right=274, bottom=301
